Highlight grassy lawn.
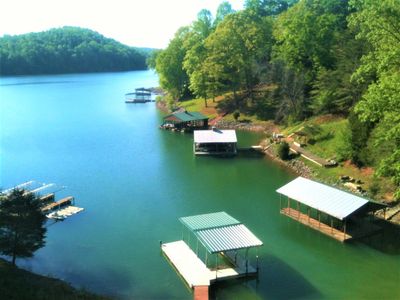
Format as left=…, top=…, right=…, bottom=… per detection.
left=179, top=97, right=219, bottom=119
left=0, top=258, right=109, bottom=300
left=277, top=114, right=396, bottom=202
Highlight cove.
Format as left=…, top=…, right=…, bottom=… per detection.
left=1, top=71, right=399, bottom=299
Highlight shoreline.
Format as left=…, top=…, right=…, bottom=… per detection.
left=157, top=98, right=400, bottom=224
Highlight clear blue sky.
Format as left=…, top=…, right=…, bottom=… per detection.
left=0, top=0, right=244, bottom=49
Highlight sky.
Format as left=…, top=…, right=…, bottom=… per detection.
left=0, top=0, right=244, bottom=49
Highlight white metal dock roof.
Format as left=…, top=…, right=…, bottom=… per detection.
left=180, top=212, right=263, bottom=253
left=197, top=224, right=263, bottom=253
left=276, top=177, right=369, bottom=220
left=194, top=129, right=237, bottom=144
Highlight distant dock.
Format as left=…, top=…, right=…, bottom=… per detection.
left=5, top=180, right=84, bottom=221
left=125, top=87, right=153, bottom=103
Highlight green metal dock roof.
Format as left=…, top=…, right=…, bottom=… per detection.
left=180, top=212, right=263, bottom=253
left=164, top=111, right=208, bottom=123
left=180, top=211, right=241, bottom=231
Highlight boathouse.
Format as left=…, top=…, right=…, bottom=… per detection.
left=276, top=177, right=386, bottom=242
left=162, top=212, right=263, bottom=298
left=193, top=128, right=237, bottom=155
left=161, top=111, right=209, bottom=131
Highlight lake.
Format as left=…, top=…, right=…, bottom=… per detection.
left=0, top=71, right=399, bottom=299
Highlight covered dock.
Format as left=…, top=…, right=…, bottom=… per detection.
left=276, top=177, right=386, bottom=242
left=162, top=212, right=262, bottom=299
left=161, top=111, right=209, bottom=132
left=125, top=87, right=152, bottom=103
left=193, top=129, right=237, bottom=156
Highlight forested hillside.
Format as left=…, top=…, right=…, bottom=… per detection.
left=151, top=0, right=400, bottom=199
left=0, top=27, right=148, bottom=75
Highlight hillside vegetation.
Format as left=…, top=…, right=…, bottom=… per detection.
left=151, top=0, right=400, bottom=201
left=0, top=27, right=148, bottom=75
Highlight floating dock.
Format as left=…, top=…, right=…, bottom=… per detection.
left=4, top=180, right=84, bottom=221
left=46, top=206, right=84, bottom=220
left=162, top=212, right=263, bottom=300
left=162, top=241, right=258, bottom=285
left=162, top=241, right=212, bottom=287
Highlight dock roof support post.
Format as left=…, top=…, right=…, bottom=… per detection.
left=215, top=254, right=218, bottom=280
left=288, top=197, right=291, bottom=214
left=245, top=248, right=249, bottom=275
left=307, top=207, right=310, bottom=224
left=297, top=201, right=300, bottom=219
left=331, top=217, right=333, bottom=234
left=343, top=219, right=347, bottom=240
left=279, top=194, right=282, bottom=210
left=256, top=247, right=259, bottom=271
left=318, top=210, right=321, bottom=228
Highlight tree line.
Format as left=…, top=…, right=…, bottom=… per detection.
left=150, top=0, right=400, bottom=199
left=0, top=27, right=149, bottom=75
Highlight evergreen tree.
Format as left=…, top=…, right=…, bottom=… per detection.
left=0, top=189, right=47, bottom=265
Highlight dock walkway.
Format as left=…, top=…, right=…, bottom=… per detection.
left=162, top=241, right=212, bottom=287
left=289, top=143, right=334, bottom=167
left=162, top=240, right=258, bottom=286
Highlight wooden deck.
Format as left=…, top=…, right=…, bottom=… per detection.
left=41, top=196, right=74, bottom=212
left=281, top=208, right=352, bottom=242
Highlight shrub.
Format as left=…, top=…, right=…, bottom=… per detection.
left=233, top=110, right=240, bottom=121
left=277, top=142, right=290, bottom=160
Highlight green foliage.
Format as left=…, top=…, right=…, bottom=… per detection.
left=214, top=1, right=235, bottom=26
left=155, top=27, right=191, bottom=100
left=277, top=141, right=290, bottom=160
left=272, top=0, right=348, bottom=73
left=0, top=27, right=148, bottom=75
left=264, top=61, right=306, bottom=123
left=245, top=0, right=298, bottom=16
left=349, top=0, right=400, bottom=198
left=183, top=10, right=214, bottom=107
left=0, top=190, right=46, bottom=265
left=348, top=110, right=374, bottom=167
left=233, top=110, right=240, bottom=120
left=335, top=124, right=353, bottom=162
left=204, top=10, right=273, bottom=100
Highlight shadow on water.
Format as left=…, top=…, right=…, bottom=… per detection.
left=354, top=220, right=400, bottom=255
left=58, top=265, right=134, bottom=299
left=237, top=149, right=265, bottom=159
left=210, top=255, right=320, bottom=300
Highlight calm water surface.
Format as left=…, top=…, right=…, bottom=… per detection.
left=1, top=71, right=399, bottom=299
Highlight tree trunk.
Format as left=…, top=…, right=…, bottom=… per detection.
left=204, top=97, right=208, bottom=108
left=12, top=253, right=16, bottom=266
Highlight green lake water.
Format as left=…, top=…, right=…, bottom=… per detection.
left=0, top=71, right=399, bottom=299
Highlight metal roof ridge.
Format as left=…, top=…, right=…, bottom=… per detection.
left=192, top=222, right=243, bottom=232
